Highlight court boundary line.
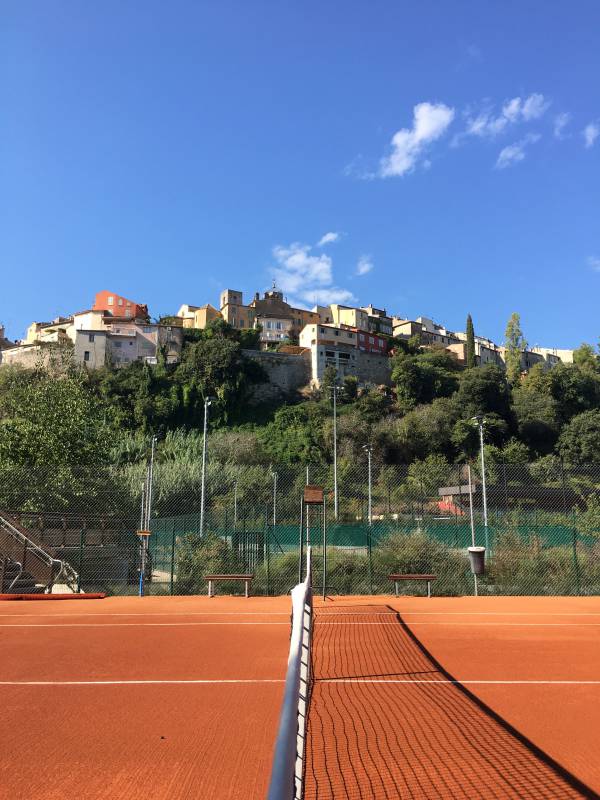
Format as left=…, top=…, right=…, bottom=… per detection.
left=386, top=604, right=600, bottom=800
left=0, top=679, right=286, bottom=686
left=0, top=622, right=290, bottom=628
left=317, top=679, right=600, bottom=685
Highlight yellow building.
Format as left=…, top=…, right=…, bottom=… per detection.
left=176, top=303, right=223, bottom=329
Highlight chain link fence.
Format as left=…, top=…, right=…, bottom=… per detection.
left=1, top=459, right=599, bottom=596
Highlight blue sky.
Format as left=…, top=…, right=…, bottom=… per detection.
left=1, top=0, right=599, bottom=348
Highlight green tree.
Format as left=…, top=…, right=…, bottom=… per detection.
left=572, top=343, right=599, bottom=374
left=391, top=349, right=461, bottom=413
left=465, top=314, right=476, bottom=369
left=504, top=312, right=527, bottom=384
left=455, top=364, right=512, bottom=420
left=557, top=409, right=600, bottom=464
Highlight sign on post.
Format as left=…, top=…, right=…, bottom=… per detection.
left=304, top=485, right=324, bottom=505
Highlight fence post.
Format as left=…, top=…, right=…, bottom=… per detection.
left=170, top=521, right=176, bottom=596
left=560, top=461, right=581, bottom=596
left=77, top=528, right=85, bottom=594
left=265, top=506, right=270, bottom=597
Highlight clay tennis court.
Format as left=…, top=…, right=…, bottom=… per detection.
left=306, top=596, right=600, bottom=799
left=0, top=595, right=292, bottom=800
left=1, top=595, right=599, bottom=799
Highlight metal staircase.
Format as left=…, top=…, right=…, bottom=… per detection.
left=0, top=512, right=79, bottom=594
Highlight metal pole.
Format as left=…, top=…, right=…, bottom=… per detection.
left=233, top=480, right=238, bottom=532
left=272, top=471, right=277, bottom=528
left=366, top=446, right=373, bottom=593
left=468, top=465, right=478, bottom=597
left=478, top=420, right=489, bottom=553
left=200, top=397, right=211, bottom=537
left=306, top=464, right=310, bottom=547
left=333, top=387, right=338, bottom=520
left=299, top=496, right=304, bottom=584
left=170, top=521, right=176, bottom=595
left=322, top=495, right=327, bottom=601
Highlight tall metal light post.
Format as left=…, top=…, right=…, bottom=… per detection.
left=472, top=415, right=489, bottom=552
left=139, top=435, right=157, bottom=597
left=331, top=384, right=343, bottom=520
left=200, top=397, right=213, bottom=537
left=362, top=444, right=373, bottom=593
left=270, top=468, right=278, bottom=527
left=362, top=444, right=373, bottom=525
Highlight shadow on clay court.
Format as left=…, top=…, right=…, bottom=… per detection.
left=304, top=604, right=599, bottom=800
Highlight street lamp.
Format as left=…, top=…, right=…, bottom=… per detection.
left=472, top=415, right=489, bottom=552
left=330, top=383, right=344, bottom=520
left=270, top=467, right=278, bottom=527
left=362, top=444, right=373, bottom=526
left=200, top=397, right=214, bottom=537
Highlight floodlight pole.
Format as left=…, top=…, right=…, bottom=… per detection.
left=200, top=397, right=212, bottom=537
left=306, top=464, right=310, bottom=547
left=467, top=465, right=478, bottom=597
left=331, top=384, right=343, bottom=520
left=363, top=444, right=374, bottom=594
left=271, top=469, right=278, bottom=528
left=473, top=416, right=489, bottom=552
left=363, top=445, right=373, bottom=525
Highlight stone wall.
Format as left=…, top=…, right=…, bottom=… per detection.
left=243, top=348, right=312, bottom=402
left=355, top=350, right=393, bottom=387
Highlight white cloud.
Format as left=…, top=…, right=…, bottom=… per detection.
left=379, top=102, right=455, bottom=177
left=317, top=232, right=340, bottom=247
left=495, top=133, right=541, bottom=169
left=463, top=93, right=550, bottom=140
left=587, top=256, right=600, bottom=272
left=356, top=255, right=374, bottom=276
left=583, top=122, right=599, bottom=148
left=271, top=241, right=356, bottom=307
left=553, top=112, right=571, bottom=139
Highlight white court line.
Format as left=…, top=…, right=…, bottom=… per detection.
left=316, top=621, right=600, bottom=627
left=0, top=612, right=290, bottom=618
left=398, top=611, right=600, bottom=617
left=0, top=678, right=597, bottom=687
left=0, top=679, right=285, bottom=686
left=3, top=621, right=599, bottom=628
left=0, top=622, right=289, bottom=628
left=320, top=679, right=600, bottom=685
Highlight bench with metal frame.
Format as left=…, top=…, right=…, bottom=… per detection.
left=205, top=574, right=254, bottom=598
left=389, top=573, right=436, bottom=598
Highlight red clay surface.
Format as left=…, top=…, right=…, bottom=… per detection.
left=0, top=595, right=292, bottom=800
left=305, top=596, right=600, bottom=800
left=0, top=592, right=106, bottom=600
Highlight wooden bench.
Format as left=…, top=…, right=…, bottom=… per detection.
left=389, top=573, right=436, bottom=598
left=205, top=574, right=254, bottom=598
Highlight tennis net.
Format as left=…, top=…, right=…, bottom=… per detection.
left=267, top=547, right=313, bottom=800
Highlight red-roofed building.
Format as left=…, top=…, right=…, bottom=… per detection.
left=93, top=291, right=149, bottom=320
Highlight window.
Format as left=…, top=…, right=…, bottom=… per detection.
left=114, top=342, right=122, bottom=349
left=334, top=330, right=339, bottom=336
left=369, top=336, right=374, bottom=344
left=320, top=327, right=325, bottom=334
left=276, top=322, right=282, bottom=330
left=267, top=321, right=272, bottom=329
left=84, top=351, right=90, bottom=362
left=107, top=296, right=114, bottom=305
left=359, top=333, right=365, bottom=341
left=118, top=298, right=123, bottom=306
left=348, top=333, right=354, bottom=339
left=88, top=334, right=95, bottom=342
left=125, top=309, right=131, bottom=317
left=239, top=320, right=244, bottom=327
left=129, top=341, right=133, bottom=346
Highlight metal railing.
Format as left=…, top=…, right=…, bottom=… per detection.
left=0, top=512, right=78, bottom=592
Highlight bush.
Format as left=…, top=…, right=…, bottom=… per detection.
left=175, top=531, right=245, bottom=594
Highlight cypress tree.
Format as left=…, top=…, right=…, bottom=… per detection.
left=466, top=313, right=475, bottom=369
